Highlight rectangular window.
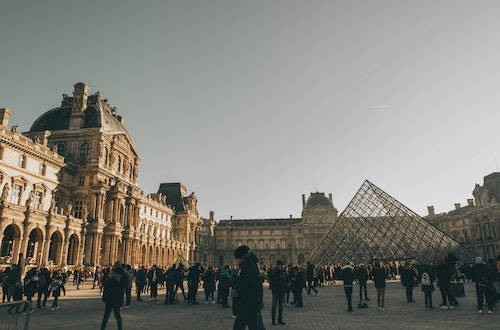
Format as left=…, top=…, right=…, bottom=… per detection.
left=18, top=155, right=26, bottom=168
left=258, top=241, right=264, bottom=249
left=11, top=184, right=22, bottom=205
left=74, top=200, right=84, bottom=218
left=281, top=240, right=286, bottom=249
left=39, top=163, right=46, bottom=175
left=34, top=191, right=43, bottom=210
left=270, top=240, right=275, bottom=249
left=78, top=176, right=85, bottom=186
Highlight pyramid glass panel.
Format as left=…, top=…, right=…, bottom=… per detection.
left=309, top=180, right=476, bottom=265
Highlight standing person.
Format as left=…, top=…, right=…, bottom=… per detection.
left=165, top=264, right=177, bottom=305
left=232, top=245, right=260, bottom=330
left=218, top=265, right=231, bottom=308
left=356, top=264, right=370, bottom=302
left=147, top=265, right=160, bottom=301
left=306, top=262, right=318, bottom=295
left=122, top=264, right=132, bottom=309
left=48, top=275, right=66, bottom=311
left=175, top=264, right=187, bottom=302
left=100, top=261, right=127, bottom=330
left=341, top=264, right=355, bottom=312
left=187, top=263, right=201, bottom=305
left=400, top=263, right=417, bottom=303
left=372, top=263, right=386, bottom=310
left=290, top=266, right=305, bottom=308
left=203, top=266, right=216, bottom=304
left=435, top=258, right=458, bottom=309
left=472, top=256, right=495, bottom=314
left=419, top=264, right=435, bottom=309
left=268, top=260, right=287, bottom=325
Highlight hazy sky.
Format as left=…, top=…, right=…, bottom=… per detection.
left=2, top=1, right=500, bottom=221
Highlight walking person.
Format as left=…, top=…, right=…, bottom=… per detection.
left=306, top=262, right=318, bottom=295
left=23, top=268, right=39, bottom=313
left=48, top=275, right=66, bottom=311
left=122, top=264, right=132, bottom=308
left=175, top=264, right=187, bottom=302
left=372, top=263, right=386, bottom=310
left=232, top=245, right=260, bottom=330
left=37, top=268, right=51, bottom=309
left=165, top=264, right=177, bottom=305
left=135, top=266, right=146, bottom=302
left=419, top=264, right=435, bottom=309
left=100, top=261, right=127, bottom=330
left=148, top=265, right=160, bottom=301
left=268, top=260, right=287, bottom=325
left=341, top=263, right=355, bottom=312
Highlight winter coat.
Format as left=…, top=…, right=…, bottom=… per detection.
left=102, top=267, right=127, bottom=307
left=234, top=253, right=261, bottom=311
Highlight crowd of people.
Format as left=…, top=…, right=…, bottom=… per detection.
left=0, top=250, right=499, bottom=329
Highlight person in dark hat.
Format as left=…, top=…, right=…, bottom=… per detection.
left=232, top=245, right=260, bottom=330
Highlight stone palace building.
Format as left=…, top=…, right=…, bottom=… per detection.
left=0, top=83, right=203, bottom=270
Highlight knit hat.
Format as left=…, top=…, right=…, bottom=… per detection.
left=234, top=245, right=249, bottom=259
left=475, top=256, right=483, bottom=264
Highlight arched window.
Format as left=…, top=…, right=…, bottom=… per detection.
left=80, top=142, right=90, bottom=164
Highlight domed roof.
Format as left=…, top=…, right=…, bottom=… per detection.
left=305, top=192, right=334, bottom=209
left=29, top=83, right=134, bottom=146
left=30, top=105, right=130, bottom=136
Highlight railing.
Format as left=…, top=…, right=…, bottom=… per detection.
left=0, top=301, right=30, bottom=330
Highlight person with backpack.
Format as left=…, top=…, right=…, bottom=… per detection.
left=23, top=268, right=39, bottom=313
left=48, top=274, right=66, bottom=311
left=419, top=264, right=435, bottom=309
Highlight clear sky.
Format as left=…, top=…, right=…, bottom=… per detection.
left=1, top=1, right=500, bottom=221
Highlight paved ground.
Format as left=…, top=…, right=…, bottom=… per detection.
left=12, top=280, right=500, bottom=329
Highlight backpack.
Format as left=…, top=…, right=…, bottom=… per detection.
left=421, top=272, right=431, bottom=286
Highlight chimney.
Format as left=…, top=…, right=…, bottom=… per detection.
left=454, top=203, right=461, bottom=210
left=467, top=199, right=474, bottom=207
left=427, top=206, right=435, bottom=217
left=329, top=193, right=333, bottom=202
left=302, top=194, right=306, bottom=208
left=290, top=214, right=292, bottom=219
left=0, top=108, right=13, bottom=128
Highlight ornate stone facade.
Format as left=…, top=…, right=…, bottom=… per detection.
left=0, top=83, right=202, bottom=270
left=201, top=192, right=338, bottom=267
left=425, top=172, right=500, bottom=261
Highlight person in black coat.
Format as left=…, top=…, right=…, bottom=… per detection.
left=135, top=266, right=146, bottom=302
left=341, top=264, right=355, bottom=312
left=472, top=256, right=495, bottom=314
left=232, top=245, right=260, bottom=330
left=371, top=263, right=386, bottom=310
left=400, top=263, right=417, bottom=303
left=268, top=260, right=288, bottom=325
left=100, top=261, right=127, bottom=330
left=418, top=264, right=435, bottom=309
left=187, top=263, right=201, bottom=304
left=435, top=258, right=459, bottom=309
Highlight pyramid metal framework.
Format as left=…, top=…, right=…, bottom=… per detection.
left=309, top=180, right=476, bottom=265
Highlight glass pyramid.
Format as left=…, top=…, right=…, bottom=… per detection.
left=309, top=180, right=476, bottom=265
